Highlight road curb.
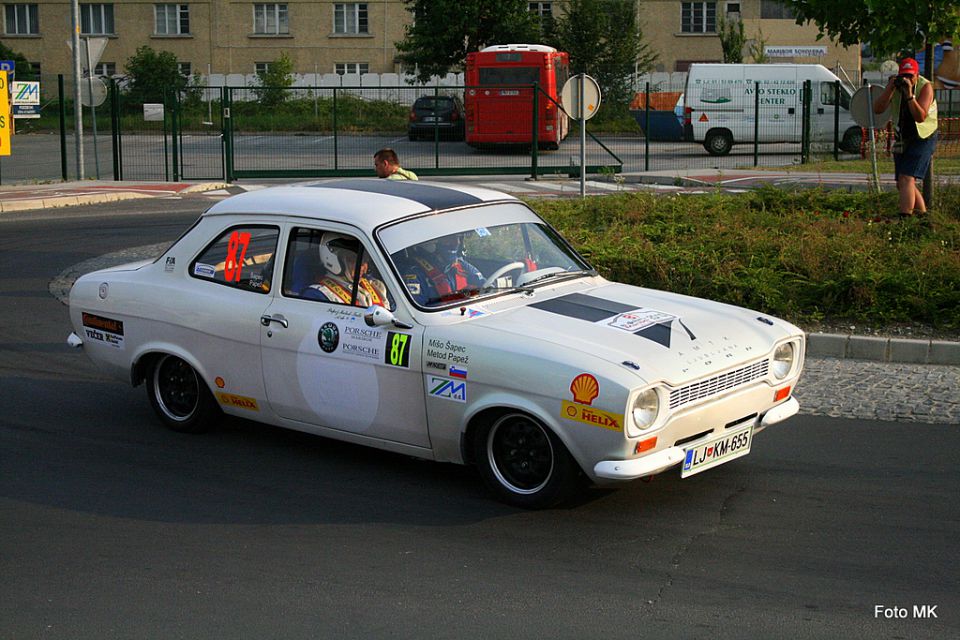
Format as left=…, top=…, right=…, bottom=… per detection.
left=806, top=333, right=960, bottom=365
left=0, top=191, right=153, bottom=213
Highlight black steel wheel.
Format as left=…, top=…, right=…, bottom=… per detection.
left=146, top=354, right=219, bottom=433
left=841, top=127, right=863, bottom=154
left=704, top=129, right=733, bottom=156
left=475, top=412, right=580, bottom=509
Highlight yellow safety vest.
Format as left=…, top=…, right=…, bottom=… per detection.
left=891, top=75, right=938, bottom=139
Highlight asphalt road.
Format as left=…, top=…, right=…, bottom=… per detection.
left=0, top=198, right=956, bottom=639
left=5, top=132, right=827, bottom=184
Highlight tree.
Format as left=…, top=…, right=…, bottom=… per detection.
left=124, top=46, right=187, bottom=104
left=749, top=27, right=771, bottom=63
left=396, top=0, right=540, bottom=81
left=0, top=41, right=37, bottom=80
left=550, top=0, right=656, bottom=105
left=253, top=52, right=294, bottom=106
left=790, top=0, right=960, bottom=59
left=718, top=15, right=746, bottom=63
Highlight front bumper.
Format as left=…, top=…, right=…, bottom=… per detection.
left=593, top=397, right=799, bottom=481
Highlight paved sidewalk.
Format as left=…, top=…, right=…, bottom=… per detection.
left=0, top=180, right=229, bottom=212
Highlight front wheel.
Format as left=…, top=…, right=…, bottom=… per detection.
left=474, top=412, right=580, bottom=509
left=840, top=127, right=863, bottom=154
left=146, top=354, right=220, bottom=433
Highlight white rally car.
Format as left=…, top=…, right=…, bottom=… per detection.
left=67, top=179, right=804, bottom=508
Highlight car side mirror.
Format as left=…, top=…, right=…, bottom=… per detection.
left=364, top=305, right=413, bottom=330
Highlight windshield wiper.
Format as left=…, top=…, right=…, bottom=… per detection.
left=520, top=268, right=594, bottom=287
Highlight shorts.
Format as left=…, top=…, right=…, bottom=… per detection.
left=894, top=133, right=938, bottom=180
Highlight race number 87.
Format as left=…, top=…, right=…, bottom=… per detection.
left=385, top=331, right=411, bottom=368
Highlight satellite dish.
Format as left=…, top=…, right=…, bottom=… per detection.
left=850, top=85, right=891, bottom=128
left=80, top=76, right=108, bottom=107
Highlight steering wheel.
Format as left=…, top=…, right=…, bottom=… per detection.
left=480, top=261, right=526, bottom=290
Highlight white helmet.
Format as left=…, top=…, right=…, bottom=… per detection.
left=319, top=232, right=355, bottom=275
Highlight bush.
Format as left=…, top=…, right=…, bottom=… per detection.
left=124, top=46, right=187, bottom=104
left=531, top=186, right=960, bottom=329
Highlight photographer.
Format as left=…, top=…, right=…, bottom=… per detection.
left=873, top=57, right=938, bottom=217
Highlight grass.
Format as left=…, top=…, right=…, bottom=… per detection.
left=530, top=185, right=960, bottom=330
left=757, top=156, right=960, bottom=175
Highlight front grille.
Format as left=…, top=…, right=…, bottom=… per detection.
left=669, top=359, right=769, bottom=410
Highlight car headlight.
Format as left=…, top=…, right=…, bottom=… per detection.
left=772, top=342, right=795, bottom=380
left=631, top=388, right=660, bottom=433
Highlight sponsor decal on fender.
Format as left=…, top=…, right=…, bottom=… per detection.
left=562, top=373, right=623, bottom=431
left=216, top=392, right=260, bottom=411
left=81, top=312, right=124, bottom=349
left=561, top=401, right=623, bottom=432
left=427, top=375, right=466, bottom=403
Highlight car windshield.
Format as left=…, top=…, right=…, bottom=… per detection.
left=378, top=202, right=592, bottom=309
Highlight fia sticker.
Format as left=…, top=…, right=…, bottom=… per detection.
left=164, top=257, right=176, bottom=273
left=474, top=227, right=491, bottom=238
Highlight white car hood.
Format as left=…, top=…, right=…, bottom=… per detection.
left=474, top=282, right=799, bottom=385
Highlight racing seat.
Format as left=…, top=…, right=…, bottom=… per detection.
left=287, top=248, right=322, bottom=298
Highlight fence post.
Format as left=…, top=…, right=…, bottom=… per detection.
left=833, top=80, right=840, bottom=160
left=171, top=89, right=180, bottom=181
left=644, top=82, right=650, bottom=172
left=434, top=85, right=440, bottom=169
left=531, top=83, right=539, bottom=180
left=109, top=78, right=120, bottom=180
left=162, top=88, right=170, bottom=182
left=333, top=87, right=339, bottom=171
left=58, top=74, right=68, bottom=181
left=801, top=80, right=812, bottom=164
left=753, top=81, right=760, bottom=166
left=223, top=87, right=234, bottom=182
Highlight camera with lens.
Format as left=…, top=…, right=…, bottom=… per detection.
left=894, top=75, right=911, bottom=90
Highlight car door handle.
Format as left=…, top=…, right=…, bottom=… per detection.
left=817, top=108, right=825, bottom=115
left=788, top=108, right=795, bottom=115
left=260, top=314, right=288, bottom=328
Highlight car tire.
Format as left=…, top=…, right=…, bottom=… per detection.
left=841, top=127, right=863, bottom=154
left=146, top=354, right=220, bottom=433
left=474, top=412, right=580, bottom=509
left=704, top=129, right=733, bottom=156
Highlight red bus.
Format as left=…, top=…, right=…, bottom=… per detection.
left=464, top=44, right=570, bottom=148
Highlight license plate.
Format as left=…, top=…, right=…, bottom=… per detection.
left=500, top=90, right=519, bottom=96
left=423, top=116, right=438, bottom=122
left=681, top=424, right=752, bottom=478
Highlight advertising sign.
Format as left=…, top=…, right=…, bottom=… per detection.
left=0, top=71, right=11, bottom=155
left=13, top=81, right=40, bottom=119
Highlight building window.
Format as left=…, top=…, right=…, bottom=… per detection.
left=81, top=3, right=115, bottom=35
left=528, top=2, right=552, bottom=17
left=334, top=3, right=367, bottom=34
left=255, top=61, right=271, bottom=75
left=254, top=3, right=288, bottom=35
left=4, top=3, right=39, bottom=35
left=178, top=61, right=191, bottom=76
left=93, top=62, right=116, bottom=76
left=335, top=62, right=369, bottom=75
left=155, top=4, right=189, bottom=35
left=760, top=0, right=795, bottom=19
left=725, top=2, right=740, bottom=15
left=681, top=2, right=716, bottom=33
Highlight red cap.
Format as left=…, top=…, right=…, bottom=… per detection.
left=898, top=58, right=919, bottom=75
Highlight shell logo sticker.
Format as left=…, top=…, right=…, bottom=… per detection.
left=570, top=373, right=599, bottom=405
left=563, top=374, right=623, bottom=431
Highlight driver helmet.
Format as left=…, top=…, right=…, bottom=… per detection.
left=319, top=232, right=356, bottom=276
left=424, top=233, right=462, bottom=262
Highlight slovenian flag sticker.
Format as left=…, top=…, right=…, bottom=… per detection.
left=449, top=366, right=468, bottom=379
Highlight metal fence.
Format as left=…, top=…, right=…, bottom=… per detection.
left=3, top=75, right=959, bottom=185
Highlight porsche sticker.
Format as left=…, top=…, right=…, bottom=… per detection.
left=216, top=392, right=259, bottom=411
left=81, top=312, right=124, bottom=349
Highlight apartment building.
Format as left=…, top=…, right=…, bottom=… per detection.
left=1, top=1, right=857, bottom=80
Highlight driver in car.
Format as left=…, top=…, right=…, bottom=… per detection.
left=400, top=233, right=483, bottom=306
left=303, top=232, right=390, bottom=308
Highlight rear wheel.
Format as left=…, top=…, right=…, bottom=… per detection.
left=474, top=412, right=580, bottom=509
left=841, top=127, right=863, bottom=154
left=146, top=354, right=219, bottom=433
left=704, top=129, right=733, bottom=156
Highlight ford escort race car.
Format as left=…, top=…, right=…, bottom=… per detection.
left=67, top=179, right=804, bottom=508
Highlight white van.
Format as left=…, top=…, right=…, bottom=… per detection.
left=682, top=64, right=862, bottom=155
